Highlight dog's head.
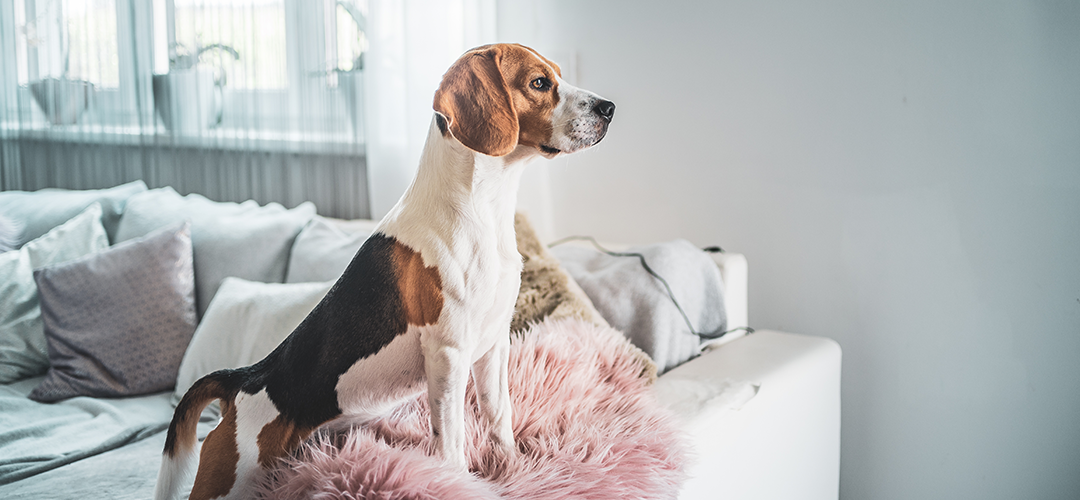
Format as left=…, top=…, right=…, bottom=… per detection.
left=433, top=43, right=614, bottom=159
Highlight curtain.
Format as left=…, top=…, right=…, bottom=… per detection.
left=0, top=0, right=495, bottom=220
left=363, top=0, right=495, bottom=219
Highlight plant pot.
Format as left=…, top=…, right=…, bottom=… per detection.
left=153, top=68, right=223, bottom=134
left=29, top=78, right=94, bottom=125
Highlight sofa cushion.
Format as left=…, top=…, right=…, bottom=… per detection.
left=173, top=278, right=332, bottom=402
left=29, top=222, right=197, bottom=402
left=285, top=216, right=371, bottom=283
left=114, top=187, right=317, bottom=318
left=0, top=180, right=147, bottom=246
left=0, top=214, right=19, bottom=252
left=551, top=239, right=727, bottom=374
left=0, top=204, right=109, bottom=383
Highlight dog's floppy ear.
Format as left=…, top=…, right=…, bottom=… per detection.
left=433, top=46, right=518, bottom=157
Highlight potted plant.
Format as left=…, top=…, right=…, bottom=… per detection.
left=153, top=43, right=239, bottom=135
left=21, top=7, right=94, bottom=126
left=29, top=76, right=93, bottom=126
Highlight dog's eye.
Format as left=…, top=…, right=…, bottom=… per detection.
left=530, top=77, right=552, bottom=91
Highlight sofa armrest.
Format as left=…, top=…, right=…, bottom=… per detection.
left=704, top=251, right=748, bottom=348
left=653, top=330, right=842, bottom=500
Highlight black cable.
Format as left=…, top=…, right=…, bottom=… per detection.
left=547, top=236, right=754, bottom=341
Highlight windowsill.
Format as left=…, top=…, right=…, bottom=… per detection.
left=0, top=122, right=365, bottom=156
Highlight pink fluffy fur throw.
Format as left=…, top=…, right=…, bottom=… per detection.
left=256, top=317, right=688, bottom=500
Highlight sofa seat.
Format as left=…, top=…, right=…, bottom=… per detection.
left=658, top=330, right=842, bottom=499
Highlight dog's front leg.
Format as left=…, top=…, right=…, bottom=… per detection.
left=472, top=334, right=515, bottom=452
left=422, top=337, right=471, bottom=472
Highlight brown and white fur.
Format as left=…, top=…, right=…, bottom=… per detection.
left=155, top=43, right=614, bottom=500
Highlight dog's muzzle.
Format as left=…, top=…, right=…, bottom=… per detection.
left=591, top=99, right=614, bottom=146
left=593, top=99, right=615, bottom=123
left=548, top=95, right=615, bottom=155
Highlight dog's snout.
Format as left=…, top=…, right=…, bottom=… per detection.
left=592, top=100, right=615, bottom=122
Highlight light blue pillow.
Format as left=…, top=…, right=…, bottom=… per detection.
left=115, top=187, right=317, bottom=318
left=0, top=203, right=109, bottom=383
left=0, top=180, right=147, bottom=246
left=285, top=216, right=371, bottom=283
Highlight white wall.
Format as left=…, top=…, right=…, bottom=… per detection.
left=499, top=1, right=1080, bottom=498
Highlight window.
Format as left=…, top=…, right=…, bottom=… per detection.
left=4, top=0, right=368, bottom=147
left=332, top=1, right=367, bottom=74
left=169, top=0, right=288, bottom=90
left=14, top=0, right=119, bottom=88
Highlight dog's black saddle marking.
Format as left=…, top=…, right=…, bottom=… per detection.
left=232, top=233, right=413, bottom=428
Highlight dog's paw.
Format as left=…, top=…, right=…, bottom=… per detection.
left=492, top=426, right=516, bottom=453
left=445, top=453, right=470, bottom=475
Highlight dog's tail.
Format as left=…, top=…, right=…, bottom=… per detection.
left=154, top=371, right=236, bottom=500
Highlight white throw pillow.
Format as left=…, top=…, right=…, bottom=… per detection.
left=173, top=278, right=332, bottom=402
left=285, top=216, right=371, bottom=283
left=0, top=203, right=109, bottom=382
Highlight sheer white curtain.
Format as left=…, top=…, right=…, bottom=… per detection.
left=1, top=0, right=375, bottom=218
left=363, top=0, right=495, bottom=219
left=0, top=0, right=492, bottom=219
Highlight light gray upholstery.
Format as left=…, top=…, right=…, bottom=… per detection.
left=552, top=240, right=727, bottom=373
left=0, top=204, right=109, bottom=383
left=285, top=216, right=371, bottom=283
left=115, top=187, right=316, bottom=318
left=0, top=181, right=147, bottom=246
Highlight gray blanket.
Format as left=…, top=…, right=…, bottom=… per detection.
left=552, top=239, right=726, bottom=373
left=1, top=428, right=169, bottom=500
left=0, top=376, right=173, bottom=485
left=0, top=375, right=220, bottom=498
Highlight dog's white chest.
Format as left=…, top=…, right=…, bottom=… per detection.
left=464, top=243, right=523, bottom=357
left=439, top=225, right=522, bottom=352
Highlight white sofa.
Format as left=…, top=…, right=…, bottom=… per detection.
left=292, top=219, right=844, bottom=499
left=0, top=183, right=840, bottom=498
left=661, top=252, right=842, bottom=500
left=281, top=222, right=844, bottom=498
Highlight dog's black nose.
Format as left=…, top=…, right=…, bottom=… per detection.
left=593, top=100, right=615, bottom=122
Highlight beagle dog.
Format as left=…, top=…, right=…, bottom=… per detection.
left=155, top=43, right=614, bottom=500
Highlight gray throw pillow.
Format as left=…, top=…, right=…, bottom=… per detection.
left=29, top=222, right=197, bottom=402
left=0, top=180, right=147, bottom=247
left=551, top=240, right=727, bottom=373
left=285, top=216, right=371, bottom=283
left=0, top=203, right=109, bottom=383
left=114, top=187, right=317, bottom=318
